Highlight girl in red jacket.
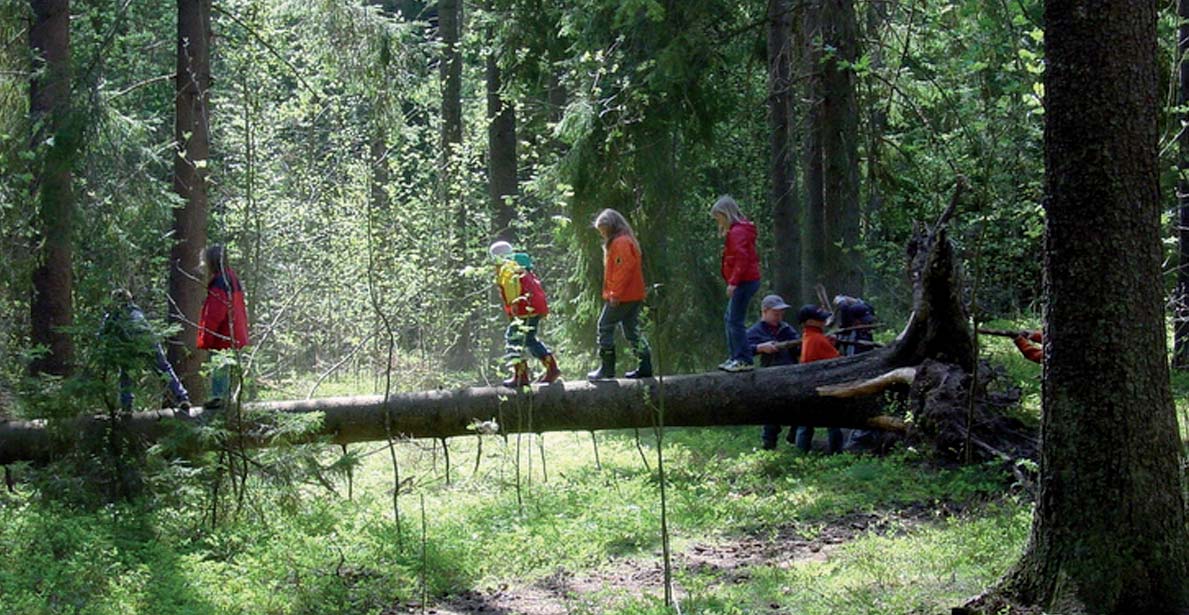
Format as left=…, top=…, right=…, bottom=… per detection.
left=588, top=209, right=652, bottom=380
left=712, top=196, right=761, bottom=372
left=197, top=244, right=249, bottom=405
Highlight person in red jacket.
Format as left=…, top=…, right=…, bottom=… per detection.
left=197, top=244, right=250, bottom=406
left=712, top=195, right=762, bottom=372
left=588, top=209, right=652, bottom=380
left=490, top=241, right=560, bottom=387
left=1013, top=330, right=1043, bottom=363
left=794, top=304, right=843, bottom=454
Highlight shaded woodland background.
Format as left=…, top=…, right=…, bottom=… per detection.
left=0, top=1, right=1187, bottom=614
left=0, top=0, right=1086, bottom=393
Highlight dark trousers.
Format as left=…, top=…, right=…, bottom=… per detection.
left=505, top=316, right=552, bottom=361
left=597, top=301, right=650, bottom=357
left=119, top=345, right=189, bottom=411
left=796, top=426, right=844, bottom=454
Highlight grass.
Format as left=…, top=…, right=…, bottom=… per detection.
left=0, top=416, right=1026, bottom=615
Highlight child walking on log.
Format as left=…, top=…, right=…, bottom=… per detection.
left=490, top=241, right=561, bottom=387
left=712, top=195, right=762, bottom=372
left=197, top=244, right=250, bottom=407
left=588, top=209, right=652, bottom=380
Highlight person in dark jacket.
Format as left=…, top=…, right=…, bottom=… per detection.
left=197, top=244, right=250, bottom=406
left=834, top=295, right=881, bottom=451
left=712, top=195, right=762, bottom=372
left=794, top=304, right=843, bottom=454
left=100, top=288, right=190, bottom=414
left=748, top=294, right=800, bottom=449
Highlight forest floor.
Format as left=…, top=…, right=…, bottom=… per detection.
left=395, top=502, right=971, bottom=615
left=0, top=336, right=1184, bottom=615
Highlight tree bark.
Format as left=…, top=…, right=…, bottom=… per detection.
left=965, top=1, right=1189, bottom=611
left=28, top=0, right=74, bottom=377
left=0, top=209, right=974, bottom=464
left=167, top=0, right=212, bottom=399
left=768, top=0, right=800, bottom=305
left=1176, top=0, right=1189, bottom=369
left=800, top=0, right=825, bottom=305
left=440, top=0, right=474, bottom=370
left=819, top=0, right=862, bottom=297
left=487, top=29, right=517, bottom=243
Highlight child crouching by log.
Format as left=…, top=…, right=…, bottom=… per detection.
left=490, top=241, right=561, bottom=387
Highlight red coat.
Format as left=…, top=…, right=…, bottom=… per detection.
left=497, top=260, right=550, bottom=318
left=603, top=235, right=646, bottom=302
left=720, top=221, right=761, bottom=286
left=800, top=326, right=840, bottom=364
left=197, top=267, right=250, bottom=350
left=1013, top=330, right=1043, bottom=363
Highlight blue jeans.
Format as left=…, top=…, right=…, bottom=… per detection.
left=597, top=301, right=650, bottom=358
left=796, top=426, right=844, bottom=454
left=724, top=280, right=760, bottom=362
left=505, top=316, right=552, bottom=361
left=118, top=345, right=189, bottom=411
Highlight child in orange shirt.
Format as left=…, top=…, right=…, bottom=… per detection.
left=588, top=209, right=652, bottom=380
left=794, top=304, right=843, bottom=453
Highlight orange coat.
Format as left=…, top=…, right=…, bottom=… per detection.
left=800, top=326, right=840, bottom=363
left=603, top=235, right=646, bottom=302
left=1013, top=330, right=1043, bottom=363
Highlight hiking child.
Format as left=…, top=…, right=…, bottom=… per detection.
left=197, top=244, right=250, bottom=407
left=748, top=294, right=800, bottom=449
left=793, top=304, right=843, bottom=454
left=833, top=294, right=882, bottom=451
left=712, top=195, right=762, bottom=372
left=490, top=241, right=561, bottom=387
left=588, top=209, right=652, bottom=380
left=100, top=288, right=191, bottom=415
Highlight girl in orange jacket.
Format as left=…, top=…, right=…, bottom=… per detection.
left=588, top=209, right=652, bottom=380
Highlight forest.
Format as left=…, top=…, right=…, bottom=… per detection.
left=0, top=0, right=1186, bottom=613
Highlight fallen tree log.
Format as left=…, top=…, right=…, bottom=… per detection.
left=0, top=184, right=1027, bottom=465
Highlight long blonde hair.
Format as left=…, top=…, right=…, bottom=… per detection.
left=593, top=208, right=639, bottom=250
left=711, top=195, right=747, bottom=235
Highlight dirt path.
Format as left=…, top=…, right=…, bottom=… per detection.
left=386, top=503, right=957, bottom=615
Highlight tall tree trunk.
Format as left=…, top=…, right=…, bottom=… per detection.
left=167, top=0, right=212, bottom=399
left=28, top=0, right=74, bottom=377
left=768, top=0, right=800, bottom=305
left=968, top=1, right=1189, bottom=611
left=819, top=0, right=862, bottom=298
left=1176, top=0, right=1189, bottom=369
left=800, top=0, right=825, bottom=304
left=370, top=131, right=390, bottom=214
left=863, top=0, right=887, bottom=225
left=439, top=0, right=474, bottom=370
left=486, top=28, right=517, bottom=243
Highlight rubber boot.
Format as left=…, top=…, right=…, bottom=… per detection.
left=587, top=348, right=616, bottom=381
left=536, top=354, right=562, bottom=384
left=625, top=348, right=653, bottom=379
left=503, top=361, right=531, bottom=388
